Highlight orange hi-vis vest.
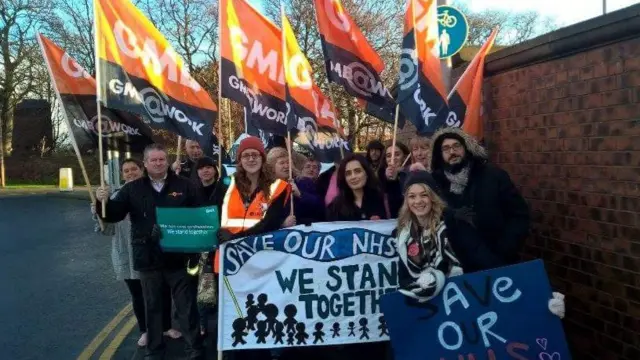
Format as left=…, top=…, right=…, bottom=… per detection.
left=214, top=177, right=291, bottom=273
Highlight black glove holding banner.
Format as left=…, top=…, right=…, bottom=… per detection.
left=217, top=228, right=232, bottom=244
left=444, top=206, right=476, bottom=228
left=150, top=224, right=163, bottom=243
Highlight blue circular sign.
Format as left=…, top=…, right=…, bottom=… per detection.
left=436, top=5, right=469, bottom=59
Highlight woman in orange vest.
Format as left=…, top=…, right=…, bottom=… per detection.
left=216, top=136, right=293, bottom=256
left=215, top=136, right=292, bottom=360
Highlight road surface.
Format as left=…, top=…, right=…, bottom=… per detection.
left=0, top=194, right=129, bottom=359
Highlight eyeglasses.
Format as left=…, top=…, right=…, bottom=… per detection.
left=241, top=153, right=261, bottom=160
left=442, top=143, right=463, bottom=154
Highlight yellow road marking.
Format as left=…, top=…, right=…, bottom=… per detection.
left=76, top=303, right=132, bottom=360
left=99, top=315, right=138, bottom=360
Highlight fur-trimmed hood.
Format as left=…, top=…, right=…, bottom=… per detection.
left=429, top=127, right=488, bottom=172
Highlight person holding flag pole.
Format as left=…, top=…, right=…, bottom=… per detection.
left=281, top=3, right=296, bottom=219
left=93, top=2, right=107, bottom=217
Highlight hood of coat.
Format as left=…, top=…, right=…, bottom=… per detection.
left=429, top=127, right=488, bottom=172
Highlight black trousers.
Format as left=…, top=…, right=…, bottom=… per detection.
left=124, top=279, right=172, bottom=334
left=140, top=268, right=204, bottom=360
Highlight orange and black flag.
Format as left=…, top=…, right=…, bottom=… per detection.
left=37, top=33, right=153, bottom=154
left=313, top=0, right=398, bottom=126
left=398, top=0, right=448, bottom=135
left=438, top=28, right=498, bottom=140
left=282, top=11, right=349, bottom=163
left=94, top=0, right=218, bottom=156
left=220, top=0, right=288, bottom=136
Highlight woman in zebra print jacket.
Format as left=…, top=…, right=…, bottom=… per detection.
left=393, top=167, right=565, bottom=318
left=392, top=169, right=465, bottom=303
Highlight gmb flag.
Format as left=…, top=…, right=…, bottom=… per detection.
left=398, top=0, right=448, bottom=136
left=282, top=11, right=349, bottom=163
left=439, top=29, right=498, bottom=140
left=94, top=0, right=217, bottom=155
left=314, top=0, right=399, bottom=126
left=220, top=0, right=288, bottom=137
left=37, top=33, right=153, bottom=154
left=356, top=98, right=395, bottom=124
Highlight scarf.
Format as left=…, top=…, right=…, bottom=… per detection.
left=324, top=171, right=339, bottom=206
left=444, top=165, right=470, bottom=195
left=395, top=220, right=463, bottom=302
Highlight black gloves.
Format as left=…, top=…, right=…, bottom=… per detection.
left=217, top=228, right=233, bottom=244
left=445, top=206, right=476, bottom=228
left=150, top=224, right=163, bottom=243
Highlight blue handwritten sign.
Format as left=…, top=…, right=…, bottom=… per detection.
left=380, top=260, right=572, bottom=360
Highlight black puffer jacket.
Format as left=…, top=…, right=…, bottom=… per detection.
left=429, top=127, right=530, bottom=269
left=97, top=171, right=202, bottom=271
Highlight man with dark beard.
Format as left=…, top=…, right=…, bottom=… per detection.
left=429, top=127, right=530, bottom=272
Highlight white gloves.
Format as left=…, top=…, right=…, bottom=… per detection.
left=548, top=292, right=565, bottom=319
left=399, top=268, right=446, bottom=303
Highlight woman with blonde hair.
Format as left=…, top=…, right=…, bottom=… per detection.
left=409, top=135, right=431, bottom=168
left=394, top=170, right=464, bottom=302
left=395, top=169, right=566, bottom=317
left=267, top=147, right=324, bottom=224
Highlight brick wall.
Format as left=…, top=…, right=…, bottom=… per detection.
left=485, top=37, right=640, bottom=359
left=397, top=8, right=640, bottom=359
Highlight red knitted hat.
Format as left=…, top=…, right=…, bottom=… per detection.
left=237, top=136, right=265, bottom=162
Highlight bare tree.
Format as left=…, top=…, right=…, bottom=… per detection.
left=263, top=0, right=404, bottom=149
left=47, top=0, right=95, bottom=74
left=453, top=2, right=559, bottom=46
left=138, top=0, right=219, bottom=71
left=30, top=63, right=69, bottom=152
left=0, top=0, right=55, bottom=186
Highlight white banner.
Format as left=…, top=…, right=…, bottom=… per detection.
left=217, top=220, right=398, bottom=350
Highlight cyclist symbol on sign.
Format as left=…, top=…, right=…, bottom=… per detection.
left=436, top=6, right=468, bottom=59
left=438, top=10, right=457, bottom=28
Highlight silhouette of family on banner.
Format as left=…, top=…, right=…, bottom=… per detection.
left=230, top=293, right=389, bottom=347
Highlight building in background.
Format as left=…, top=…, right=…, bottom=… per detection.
left=12, top=99, right=52, bottom=156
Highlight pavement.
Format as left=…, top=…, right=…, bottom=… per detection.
left=0, top=193, right=219, bottom=359
left=0, top=194, right=129, bottom=359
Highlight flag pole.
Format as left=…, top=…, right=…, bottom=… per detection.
left=93, top=0, right=107, bottom=217
left=217, top=4, right=223, bottom=178
left=325, top=86, right=345, bottom=159
left=36, top=33, right=104, bottom=231
left=226, top=100, right=233, bottom=147
left=311, top=1, right=345, bottom=159
left=281, top=3, right=295, bottom=216
left=390, top=105, right=400, bottom=166
left=286, top=132, right=295, bottom=216
left=217, top=5, right=225, bottom=360
left=176, top=136, right=182, bottom=163
left=391, top=0, right=419, bottom=166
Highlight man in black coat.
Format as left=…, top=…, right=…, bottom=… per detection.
left=171, top=139, right=204, bottom=180
left=96, top=143, right=204, bottom=360
left=429, top=127, right=530, bottom=272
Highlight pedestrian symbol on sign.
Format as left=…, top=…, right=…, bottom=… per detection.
left=436, top=6, right=468, bottom=59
